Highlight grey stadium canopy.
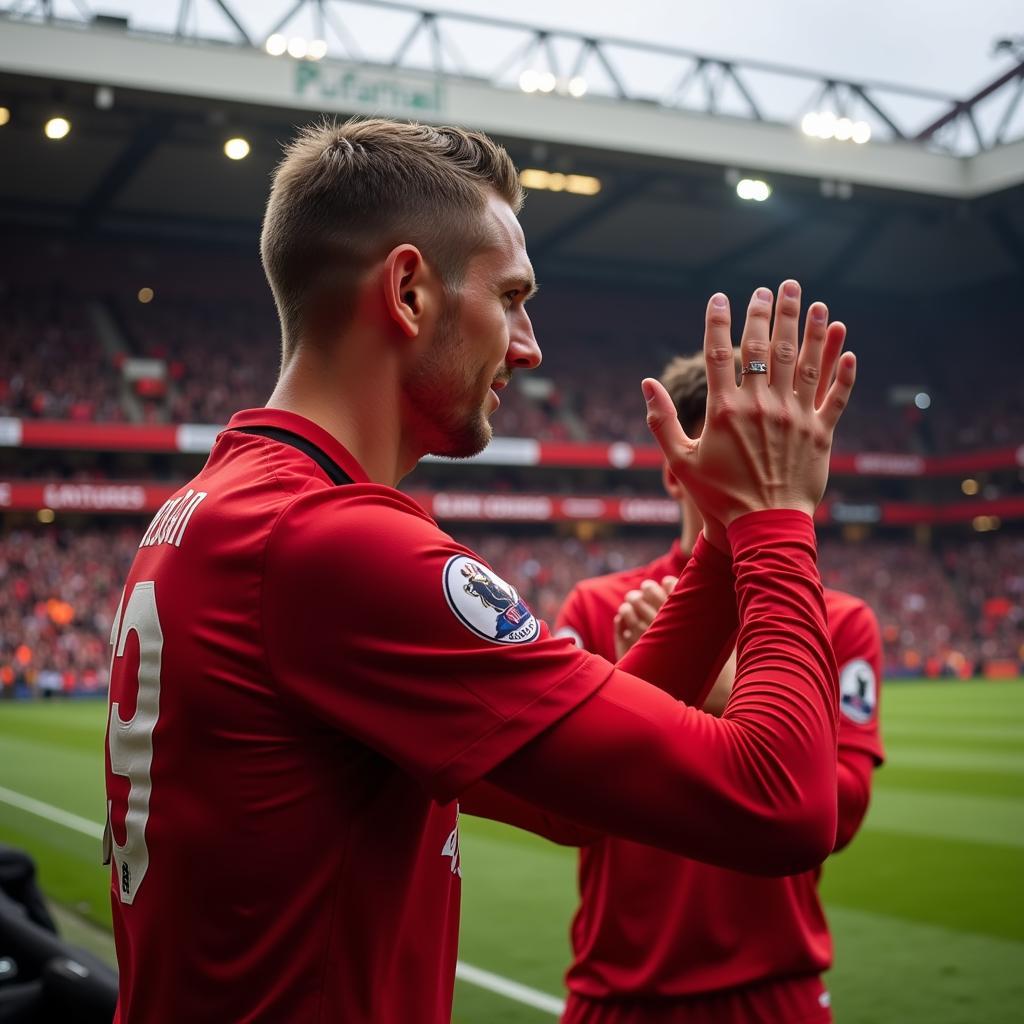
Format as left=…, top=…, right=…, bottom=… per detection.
left=1, top=0, right=1023, bottom=294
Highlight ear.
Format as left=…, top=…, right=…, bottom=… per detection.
left=382, top=244, right=433, bottom=339
left=661, top=460, right=687, bottom=501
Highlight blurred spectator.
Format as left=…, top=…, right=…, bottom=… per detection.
left=0, top=525, right=1020, bottom=693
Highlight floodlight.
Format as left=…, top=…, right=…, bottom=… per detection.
left=44, top=117, right=71, bottom=140
left=537, top=72, right=557, bottom=93
left=308, top=39, right=328, bottom=60
left=287, top=36, right=308, bottom=59
left=519, top=69, right=540, bottom=93
left=815, top=111, right=837, bottom=139
left=568, top=76, right=588, bottom=98
left=265, top=34, right=287, bottom=56
left=737, top=178, right=770, bottom=201
left=0, top=107, right=9, bottom=127
left=224, top=137, right=251, bottom=160
left=851, top=120, right=871, bottom=144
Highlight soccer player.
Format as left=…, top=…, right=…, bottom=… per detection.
left=103, top=119, right=856, bottom=1023
left=550, top=351, right=884, bottom=1024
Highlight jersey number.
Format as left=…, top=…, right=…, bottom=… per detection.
left=106, top=582, right=163, bottom=905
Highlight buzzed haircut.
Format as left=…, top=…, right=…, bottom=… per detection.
left=660, top=348, right=742, bottom=437
left=261, top=118, right=524, bottom=360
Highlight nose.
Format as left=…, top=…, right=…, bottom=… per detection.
left=507, top=309, right=542, bottom=370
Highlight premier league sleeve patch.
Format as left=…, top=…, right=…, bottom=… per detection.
left=839, top=658, right=877, bottom=724
left=442, top=555, right=540, bottom=645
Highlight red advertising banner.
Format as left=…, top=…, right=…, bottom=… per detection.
left=2, top=418, right=1022, bottom=478
left=3, top=481, right=1022, bottom=526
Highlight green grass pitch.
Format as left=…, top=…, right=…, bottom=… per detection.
left=1, top=680, right=1022, bottom=1022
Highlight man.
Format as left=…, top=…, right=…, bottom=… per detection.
left=552, top=351, right=884, bottom=1024
left=103, top=118, right=857, bottom=1023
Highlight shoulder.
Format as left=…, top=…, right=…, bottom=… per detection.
left=271, top=484, right=441, bottom=557
left=825, top=589, right=881, bottom=651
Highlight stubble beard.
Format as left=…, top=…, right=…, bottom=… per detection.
left=408, top=300, right=494, bottom=460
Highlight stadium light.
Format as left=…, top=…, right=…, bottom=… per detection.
left=265, top=34, right=287, bottom=56
left=518, top=69, right=540, bottom=93
left=37, top=508, right=55, bottom=524
left=137, top=287, right=154, bottom=304
left=537, top=71, right=557, bottom=93
left=0, top=107, right=10, bottom=127
left=224, top=137, right=251, bottom=160
left=287, top=36, right=308, bottom=59
left=44, top=117, right=71, bottom=140
left=802, top=111, right=871, bottom=144
left=308, top=39, right=328, bottom=60
left=961, top=478, right=979, bottom=495
left=914, top=391, right=931, bottom=410
left=520, top=168, right=601, bottom=195
left=851, top=121, right=872, bottom=144
left=736, top=178, right=771, bottom=201
left=568, top=76, right=588, bottom=98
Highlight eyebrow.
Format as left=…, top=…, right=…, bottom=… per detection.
left=505, top=273, right=539, bottom=300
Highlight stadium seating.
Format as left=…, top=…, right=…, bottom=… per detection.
left=2, top=234, right=1022, bottom=453
left=1, top=526, right=1018, bottom=695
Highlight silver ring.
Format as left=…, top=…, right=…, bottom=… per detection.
left=741, top=361, right=768, bottom=375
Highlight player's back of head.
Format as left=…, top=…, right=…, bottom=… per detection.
left=261, top=118, right=523, bottom=360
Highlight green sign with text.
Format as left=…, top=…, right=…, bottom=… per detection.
left=295, top=64, right=444, bottom=117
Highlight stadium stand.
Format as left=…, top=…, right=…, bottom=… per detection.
left=1, top=525, right=1020, bottom=698
left=2, top=234, right=1023, bottom=454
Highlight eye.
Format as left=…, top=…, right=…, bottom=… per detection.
left=503, top=289, right=520, bottom=307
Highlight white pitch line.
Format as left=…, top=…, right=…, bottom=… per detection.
left=0, top=786, right=566, bottom=1016
left=0, top=784, right=103, bottom=840
left=456, top=960, right=564, bottom=1016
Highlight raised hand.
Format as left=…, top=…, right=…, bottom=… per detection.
left=643, top=281, right=854, bottom=528
left=613, top=575, right=678, bottom=659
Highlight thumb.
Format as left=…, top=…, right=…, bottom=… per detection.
left=643, top=378, right=694, bottom=462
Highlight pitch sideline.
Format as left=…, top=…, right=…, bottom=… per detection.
left=0, top=784, right=565, bottom=1017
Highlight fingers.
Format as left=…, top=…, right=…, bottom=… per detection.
left=643, top=377, right=694, bottom=466
left=815, top=322, right=847, bottom=409
left=703, top=293, right=739, bottom=403
left=737, top=287, right=772, bottom=391
left=817, top=351, right=857, bottom=433
left=794, top=301, right=829, bottom=408
left=768, top=280, right=801, bottom=393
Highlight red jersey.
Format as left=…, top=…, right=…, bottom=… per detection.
left=104, top=408, right=610, bottom=1024
left=556, top=558, right=884, bottom=1019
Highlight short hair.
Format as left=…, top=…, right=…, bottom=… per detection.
left=659, top=348, right=742, bottom=437
left=260, top=118, right=524, bottom=360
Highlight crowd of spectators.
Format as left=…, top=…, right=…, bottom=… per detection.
left=2, top=236, right=1022, bottom=454
left=0, top=527, right=137, bottom=698
left=6, top=523, right=1018, bottom=698
left=473, top=530, right=1024, bottom=680
left=0, top=286, right=123, bottom=423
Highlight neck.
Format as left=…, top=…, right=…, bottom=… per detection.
left=266, top=337, right=419, bottom=487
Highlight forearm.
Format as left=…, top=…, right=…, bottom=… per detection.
left=490, top=512, right=840, bottom=876
left=618, top=533, right=738, bottom=707
left=834, top=748, right=875, bottom=851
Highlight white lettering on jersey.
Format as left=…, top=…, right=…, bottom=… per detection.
left=139, top=490, right=207, bottom=550
left=106, top=582, right=164, bottom=904
left=441, top=809, right=462, bottom=878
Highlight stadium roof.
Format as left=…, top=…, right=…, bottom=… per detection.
left=1, top=4, right=1023, bottom=294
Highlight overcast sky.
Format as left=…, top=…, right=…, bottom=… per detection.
left=66, top=1, right=1019, bottom=96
